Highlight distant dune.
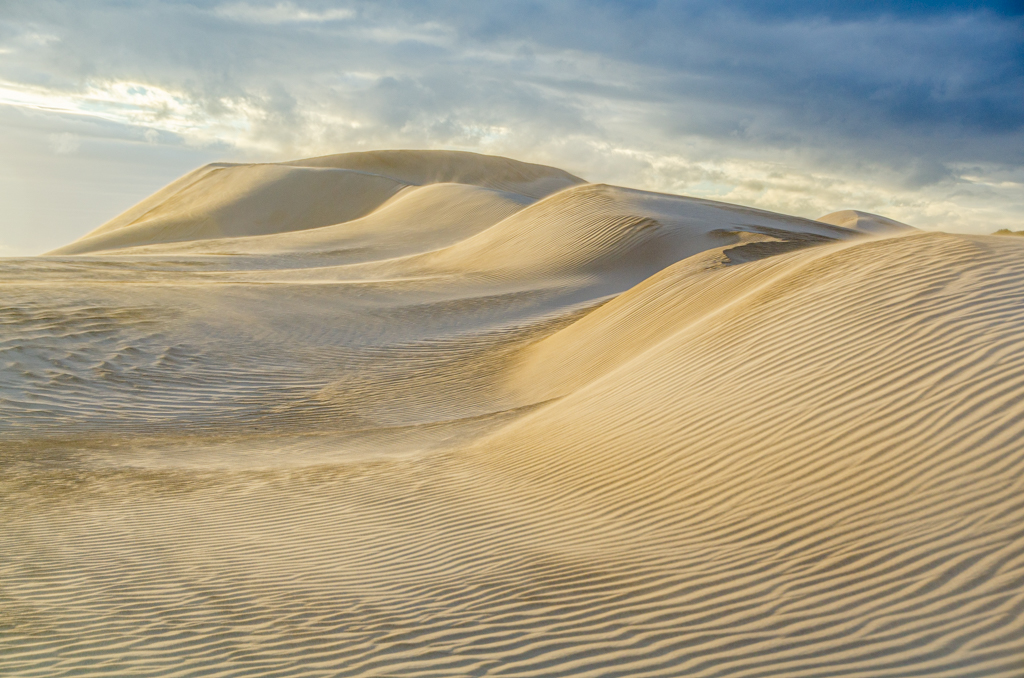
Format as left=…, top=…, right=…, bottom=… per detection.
left=3, top=150, right=1023, bottom=676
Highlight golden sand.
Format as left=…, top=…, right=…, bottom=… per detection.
left=3, top=151, right=1022, bottom=676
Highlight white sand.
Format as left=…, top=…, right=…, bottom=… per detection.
left=2, top=150, right=1022, bottom=676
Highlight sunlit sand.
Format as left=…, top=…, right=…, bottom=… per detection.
left=3, top=150, right=1023, bottom=676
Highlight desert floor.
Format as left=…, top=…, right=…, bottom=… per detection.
left=3, top=151, right=1023, bottom=677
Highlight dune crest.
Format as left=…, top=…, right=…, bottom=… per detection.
left=818, top=208, right=917, bottom=234
left=4, top=151, right=1023, bottom=677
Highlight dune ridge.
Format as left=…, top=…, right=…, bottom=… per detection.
left=3, top=151, right=1023, bottom=677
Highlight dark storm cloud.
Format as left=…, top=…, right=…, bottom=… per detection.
left=369, top=1, right=1023, bottom=161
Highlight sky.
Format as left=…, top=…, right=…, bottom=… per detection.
left=0, top=0, right=1021, bottom=255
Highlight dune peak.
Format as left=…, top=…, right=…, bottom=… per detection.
left=817, top=208, right=917, bottom=234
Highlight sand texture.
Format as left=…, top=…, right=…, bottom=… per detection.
left=3, top=150, right=1023, bottom=676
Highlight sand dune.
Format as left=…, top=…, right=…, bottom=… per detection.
left=3, top=151, right=1023, bottom=676
left=49, top=150, right=582, bottom=255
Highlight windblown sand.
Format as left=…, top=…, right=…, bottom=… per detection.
left=2, top=151, right=1023, bottom=676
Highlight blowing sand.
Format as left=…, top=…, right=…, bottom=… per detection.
left=2, top=150, right=1023, bottom=676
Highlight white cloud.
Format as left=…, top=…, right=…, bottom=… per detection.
left=0, top=79, right=274, bottom=151
left=214, top=2, right=354, bottom=24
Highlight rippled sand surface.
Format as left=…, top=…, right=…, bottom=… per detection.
left=3, top=151, right=1023, bottom=676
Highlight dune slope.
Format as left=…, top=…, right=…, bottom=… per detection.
left=2, top=151, right=1022, bottom=677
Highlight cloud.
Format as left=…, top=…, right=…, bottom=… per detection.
left=214, top=2, right=354, bottom=24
